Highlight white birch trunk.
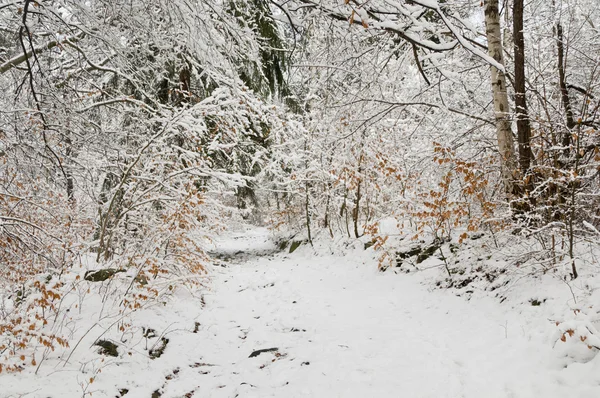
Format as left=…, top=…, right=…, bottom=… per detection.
left=484, top=0, right=519, bottom=195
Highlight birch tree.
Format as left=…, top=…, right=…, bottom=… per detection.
left=483, top=0, right=519, bottom=195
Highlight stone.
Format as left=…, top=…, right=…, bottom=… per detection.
left=95, top=340, right=119, bottom=357
left=84, top=268, right=125, bottom=282
left=249, top=347, right=278, bottom=358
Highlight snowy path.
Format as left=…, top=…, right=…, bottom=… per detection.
left=5, top=228, right=598, bottom=398
left=162, top=229, right=597, bottom=398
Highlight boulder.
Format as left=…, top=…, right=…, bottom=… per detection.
left=84, top=268, right=125, bottom=282
left=95, top=340, right=119, bottom=357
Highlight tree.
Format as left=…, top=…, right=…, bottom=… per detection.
left=483, top=0, right=520, bottom=195
left=0, top=0, right=299, bottom=371
left=513, top=0, right=534, bottom=176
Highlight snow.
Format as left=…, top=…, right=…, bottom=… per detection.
left=2, top=228, right=600, bottom=397
left=373, top=20, right=457, bottom=52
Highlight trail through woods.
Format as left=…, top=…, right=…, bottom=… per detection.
left=169, top=228, right=597, bottom=398
left=3, top=228, right=600, bottom=397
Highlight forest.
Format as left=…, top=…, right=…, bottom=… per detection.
left=1, top=0, right=600, bottom=396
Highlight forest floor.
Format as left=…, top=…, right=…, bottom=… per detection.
left=3, top=226, right=600, bottom=397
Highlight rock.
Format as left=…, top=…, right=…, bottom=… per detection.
left=416, top=244, right=441, bottom=264
left=85, top=268, right=125, bottom=282
left=149, top=337, right=169, bottom=359
left=95, top=340, right=119, bottom=357
left=151, top=390, right=162, bottom=398
left=278, top=239, right=289, bottom=251
left=364, top=239, right=377, bottom=250
left=396, top=246, right=422, bottom=260
left=249, top=347, right=278, bottom=358
left=117, top=388, right=129, bottom=397
left=394, top=246, right=422, bottom=267
left=289, top=241, right=303, bottom=253
left=530, top=298, right=544, bottom=306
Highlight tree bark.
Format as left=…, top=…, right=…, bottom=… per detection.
left=484, top=0, right=520, bottom=195
left=513, top=0, right=533, bottom=174
left=556, top=22, right=576, bottom=142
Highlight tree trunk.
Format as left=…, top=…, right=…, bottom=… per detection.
left=303, top=140, right=313, bottom=246
left=553, top=16, right=575, bottom=210
left=353, top=152, right=363, bottom=239
left=65, top=134, right=75, bottom=203
left=305, top=180, right=313, bottom=246
left=556, top=22, right=576, bottom=139
left=484, top=0, right=520, bottom=196
left=513, top=0, right=533, bottom=174
left=353, top=176, right=362, bottom=239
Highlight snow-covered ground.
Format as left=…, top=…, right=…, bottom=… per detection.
left=3, top=227, right=600, bottom=397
